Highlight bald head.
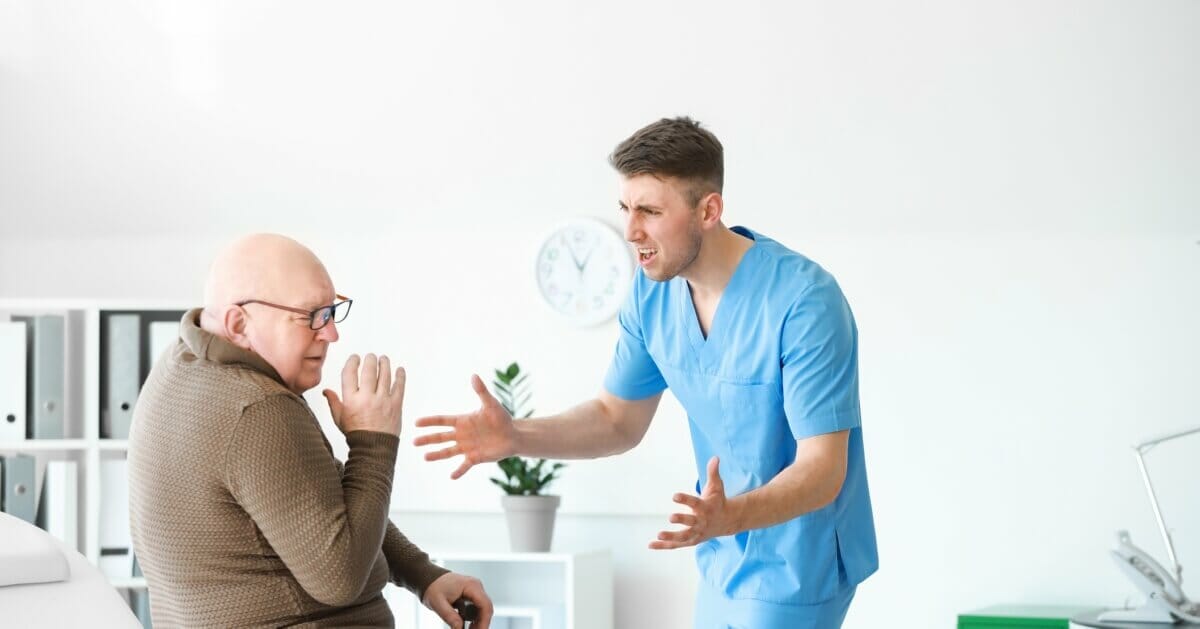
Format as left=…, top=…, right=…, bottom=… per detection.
left=204, top=233, right=330, bottom=308
left=200, top=233, right=340, bottom=394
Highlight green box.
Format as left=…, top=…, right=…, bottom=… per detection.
left=957, top=605, right=1104, bottom=629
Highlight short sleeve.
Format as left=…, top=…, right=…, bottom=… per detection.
left=781, top=275, right=862, bottom=439
left=603, top=275, right=667, bottom=400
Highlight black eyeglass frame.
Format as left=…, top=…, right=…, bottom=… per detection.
left=235, top=294, right=353, bottom=330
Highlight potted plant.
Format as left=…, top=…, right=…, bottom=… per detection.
left=491, top=362, right=565, bottom=552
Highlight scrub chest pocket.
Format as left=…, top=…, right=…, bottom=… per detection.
left=717, top=381, right=791, bottom=478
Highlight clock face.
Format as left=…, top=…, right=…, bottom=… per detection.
left=536, top=219, right=633, bottom=326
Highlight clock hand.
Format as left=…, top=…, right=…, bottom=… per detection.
left=577, top=246, right=597, bottom=271
left=563, top=236, right=585, bottom=272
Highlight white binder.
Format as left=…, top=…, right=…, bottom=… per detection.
left=0, top=321, right=27, bottom=441
left=102, top=314, right=140, bottom=439
left=148, top=319, right=178, bottom=369
left=36, top=459, right=78, bottom=550
left=98, top=458, right=134, bottom=577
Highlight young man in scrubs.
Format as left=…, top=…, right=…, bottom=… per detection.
left=415, top=117, right=877, bottom=628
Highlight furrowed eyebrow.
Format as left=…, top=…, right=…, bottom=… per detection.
left=619, top=201, right=661, bottom=212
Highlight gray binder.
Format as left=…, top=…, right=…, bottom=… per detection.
left=102, top=314, right=140, bottom=439
left=0, top=453, right=37, bottom=523
left=14, top=315, right=65, bottom=439
left=0, top=320, right=27, bottom=441
left=130, top=587, right=152, bottom=629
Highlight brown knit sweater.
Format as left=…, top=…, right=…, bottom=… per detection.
left=128, top=309, right=447, bottom=628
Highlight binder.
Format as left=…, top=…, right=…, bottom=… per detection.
left=36, top=459, right=78, bottom=550
left=102, top=314, right=140, bottom=439
left=1, top=453, right=37, bottom=523
left=98, top=458, right=134, bottom=577
left=14, top=315, right=66, bottom=439
left=130, top=588, right=152, bottom=628
left=148, top=319, right=178, bottom=369
left=0, top=320, right=27, bottom=441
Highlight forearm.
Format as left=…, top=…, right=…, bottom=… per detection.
left=382, top=520, right=449, bottom=599
left=229, top=407, right=399, bottom=606
left=298, top=431, right=398, bottom=601
left=726, top=453, right=846, bottom=534
left=512, top=398, right=638, bottom=459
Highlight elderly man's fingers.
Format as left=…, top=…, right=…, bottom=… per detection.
left=322, top=389, right=344, bottom=424
left=392, top=367, right=406, bottom=403
left=426, top=596, right=463, bottom=629
left=342, top=354, right=361, bottom=394
left=377, top=355, right=392, bottom=397
left=461, top=582, right=494, bottom=629
left=360, top=353, right=379, bottom=393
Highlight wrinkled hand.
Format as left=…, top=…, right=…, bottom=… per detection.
left=414, top=374, right=517, bottom=479
left=422, top=572, right=493, bottom=629
left=650, top=456, right=738, bottom=550
left=322, top=354, right=405, bottom=436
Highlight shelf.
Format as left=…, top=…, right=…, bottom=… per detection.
left=2, top=300, right=186, bottom=629
left=0, top=439, right=129, bottom=451
left=412, top=550, right=611, bottom=629
left=432, top=550, right=600, bottom=563
left=0, top=439, right=89, bottom=451
left=107, top=576, right=148, bottom=589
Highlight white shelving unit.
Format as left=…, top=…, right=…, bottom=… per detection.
left=384, top=550, right=612, bottom=629
left=0, top=299, right=188, bottom=598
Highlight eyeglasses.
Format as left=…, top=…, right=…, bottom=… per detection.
left=235, top=294, right=353, bottom=330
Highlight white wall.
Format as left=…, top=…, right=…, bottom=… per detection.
left=2, top=1, right=1199, bottom=627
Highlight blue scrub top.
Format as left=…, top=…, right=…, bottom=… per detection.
left=604, top=226, right=878, bottom=606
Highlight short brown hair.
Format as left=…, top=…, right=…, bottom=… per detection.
left=608, top=116, right=724, bottom=206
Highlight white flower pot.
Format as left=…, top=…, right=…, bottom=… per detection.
left=501, top=494, right=561, bottom=552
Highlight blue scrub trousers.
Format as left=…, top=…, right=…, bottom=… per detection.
left=693, top=580, right=856, bottom=629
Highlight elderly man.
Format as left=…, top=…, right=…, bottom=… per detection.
left=128, top=233, right=491, bottom=628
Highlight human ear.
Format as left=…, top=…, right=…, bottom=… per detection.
left=224, top=306, right=253, bottom=350
left=699, top=191, right=724, bottom=227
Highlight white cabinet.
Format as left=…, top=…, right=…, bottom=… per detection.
left=386, top=550, right=613, bottom=629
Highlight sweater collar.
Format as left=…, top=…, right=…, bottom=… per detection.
left=179, top=308, right=287, bottom=388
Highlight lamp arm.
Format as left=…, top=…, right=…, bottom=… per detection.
left=1135, top=426, right=1200, bottom=451
left=1134, top=448, right=1183, bottom=586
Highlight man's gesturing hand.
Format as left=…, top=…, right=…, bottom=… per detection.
left=413, top=374, right=517, bottom=480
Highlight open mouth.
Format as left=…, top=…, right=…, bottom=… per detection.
left=637, top=248, right=657, bottom=265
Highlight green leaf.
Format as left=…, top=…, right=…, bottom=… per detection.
left=491, top=361, right=567, bottom=496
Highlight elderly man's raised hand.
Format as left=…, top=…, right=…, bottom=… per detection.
left=322, top=354, right=405, bottom=437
